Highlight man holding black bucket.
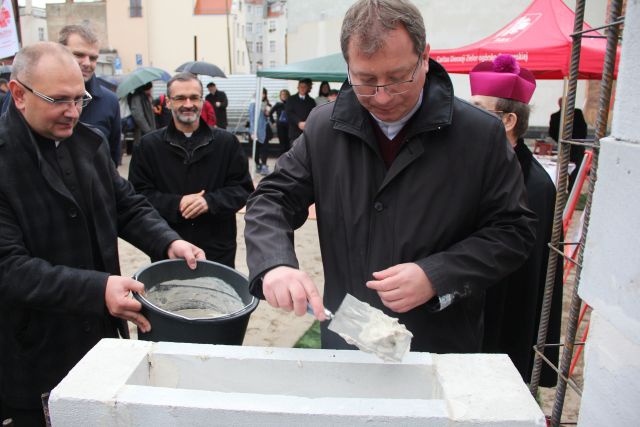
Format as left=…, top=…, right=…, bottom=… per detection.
left=0, top=42, right=204, bottom=426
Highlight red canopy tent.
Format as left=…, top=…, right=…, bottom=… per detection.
left=430, top=0, right=619, bottom=79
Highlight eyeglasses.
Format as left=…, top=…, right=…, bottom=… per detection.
left=348, top=57, right=422, bottom=97
left=17, top=79, right=92, bottom=108
left=170, top=95, right=202, bottom=103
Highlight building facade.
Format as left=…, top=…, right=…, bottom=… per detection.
left=18, top=1, right=48, bottom=47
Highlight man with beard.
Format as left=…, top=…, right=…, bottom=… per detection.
left=0, top=43, right=204, bottom=426
left=129, top=72, right=254, bottom=268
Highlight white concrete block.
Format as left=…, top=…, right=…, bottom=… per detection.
left=579, top=137, right=640, bottom=345
left=49, top=339, right=545, bottom=426
left=611, top=0, right=640, bottom=143
left=578, top=311, right=640, bottom=426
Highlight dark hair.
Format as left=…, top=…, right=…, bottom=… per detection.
left=319, top=81, right=330, bottom=96
left=328, top=89, right=339, bottom=96
left=166, top=72, right=202, bottom=97
left=341, top=0, right=426, bottom=61
left=496, top=97, right=530, bottom=140
left=207, top=82, right=216, bottom=88
left=299, top=78, right=312, bottom=85
left=59, top=24, right=99, bottom=46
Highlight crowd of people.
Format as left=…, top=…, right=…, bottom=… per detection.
left=0, top=0, right=591, bottom=425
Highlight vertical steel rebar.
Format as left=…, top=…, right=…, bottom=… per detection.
left=549, top=1, right=624, bottom=425
left=529, top=0, right=586, bottom=398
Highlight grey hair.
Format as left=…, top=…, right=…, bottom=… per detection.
left=59, top=24, right=99, bottom=46
left=340, top=0, right=426, bottom=61
left=10, top=42, right=76, bottom=83
left=496, top=97, right=531, bottom=139
left=166, top=72, right=203, bottom=97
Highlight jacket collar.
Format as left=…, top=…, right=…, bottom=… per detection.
left=330, top=58, right=454, bottom=141
left=164, top=116, right=213, bottom=146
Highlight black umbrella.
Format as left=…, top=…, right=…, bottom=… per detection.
left=176, top=61, right=227, bottom=78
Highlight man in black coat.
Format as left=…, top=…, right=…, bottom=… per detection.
left=0, top=43, right=204, bottom=426
left=470, top=55, right=563, bottom=386
left=284, top=78, right=316, bottom=143
left=205, top=82, right=228, bottom=129
left=549, top=97, right=588, bottom=191
left=129, top=73, right=254, bottom=268
left=245, top=0, right=535, bottom=354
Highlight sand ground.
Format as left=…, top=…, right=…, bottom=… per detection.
left=117, top=152, right=583, bottom=423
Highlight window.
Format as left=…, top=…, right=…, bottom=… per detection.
left=256, top=23, right=262, bottom=34
left=247, top=5, right=252, bottom=14
left=247, top=23, right=253, bottom=33
left=256, top=42, right=263, bottom=53
left=269, top=20, right=276, bottom=31
left=38, top=27, right=45, bottom=41
left=269, top=40, right=276, bottom=53
left=269, top=61, right=276, bottom=68
left=247, top=41, right=253, bottom=52
left=129, top=0, right=142, bottom=17
left=242, top=52, right=245, bottom=66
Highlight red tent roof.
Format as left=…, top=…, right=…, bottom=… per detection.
left=430, top=0, right=619, bottom=79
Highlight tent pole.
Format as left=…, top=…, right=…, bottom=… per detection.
left=251, top=75, right=263, bottom=179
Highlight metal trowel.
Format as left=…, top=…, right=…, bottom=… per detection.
left=308, top=293, right=413, bottom=362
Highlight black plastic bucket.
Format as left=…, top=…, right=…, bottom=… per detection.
left=132, top=259, right=258, bottom=345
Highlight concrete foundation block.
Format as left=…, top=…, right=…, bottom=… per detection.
left=49, top=339, right=545, bottom=426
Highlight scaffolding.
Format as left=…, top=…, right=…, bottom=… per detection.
left=528, top=0, right=625, bottom=426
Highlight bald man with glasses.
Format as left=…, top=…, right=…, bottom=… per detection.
left=0, top=42, right=204, bottom=426
left=245, top=0, right=535, bottom=355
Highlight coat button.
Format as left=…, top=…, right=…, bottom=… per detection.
left=374, top=201, right=384, bottom=212
left=68, top=208, right=78, bottom=218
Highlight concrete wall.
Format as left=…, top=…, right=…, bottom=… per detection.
left=106, top=0, right=248, bottom=75
left=45, top=1, right=108, bottom=48
left=285, top=0, right=608, bottom=128
left=578, top=0, right=640, bottom=425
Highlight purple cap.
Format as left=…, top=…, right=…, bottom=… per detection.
left=470, top=54, right=536, bottom=104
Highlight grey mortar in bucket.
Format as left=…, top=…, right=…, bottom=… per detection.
left=133, top=259, right=258, bottom=345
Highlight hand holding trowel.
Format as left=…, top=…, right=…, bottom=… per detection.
left=308, top=293, right=413, bottom=362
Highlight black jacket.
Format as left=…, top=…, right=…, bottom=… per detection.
left=245, top=59, right=537, bottom=353
left=206, top=90, right=228, bottom=128
left=129, top=119, right=254, bottom=267
left=82, top=75, right=122, bottom=165
left=0, top=103, right=180, bottom=409
left=483, top=139, right=562, bottom=386
left=284, top=93, right=316, bottom=142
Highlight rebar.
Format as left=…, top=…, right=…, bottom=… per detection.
left=549, top=1, right=624, bottom=425
left=529, top=0, right=586, bottom=398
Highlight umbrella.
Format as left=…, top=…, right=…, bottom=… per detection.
left=116, top=67, right=170, bottom=98
left=176, top=61, right=226, bottom=78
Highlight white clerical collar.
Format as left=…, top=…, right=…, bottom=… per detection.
left=370, top=90, right=424, bottom=140
left=299, top=94, right=306, bottom=100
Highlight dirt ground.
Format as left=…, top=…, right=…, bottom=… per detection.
left=117, top=153, right=583, bottom=423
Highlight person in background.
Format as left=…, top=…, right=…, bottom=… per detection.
left=249, top=88, right=272, bottom=175
left=205, top=82, right=228, bottom=129
left=245, top=0, right=535, bottom=354
left=315, top=81, right=331, bottom=105
left=129, top=72, right=253, bottom=268
left=129, top=81, right=156, bottom=149
left=269, top=89, right=290, bottom=155
left=470, top=54, right=563, bottom=387
left=327, top=89, right=339, bottom=102
left=0, top=43, right=204, bottom=426
left=284, top=78, right=316, bottom=145
left=0, top=79, right=8, bottom=103
left=200, top=96, right=217, bottom=128
left=153, top=94, right=173, bottom=129
left=548, top=96, right=588, bottom=191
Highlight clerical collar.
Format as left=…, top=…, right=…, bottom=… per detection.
left=299, top=94, right=306, bottom=100
left=370, top=90, right=424, bottom=140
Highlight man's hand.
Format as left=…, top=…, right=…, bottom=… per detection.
left=179, top=190, right=208, bottom=219
left=366, top=263, right=436, bottom=313
left=298, top=121, right=306, bottom=130
left=105, top=276, right=151, bottom=333
left=167, top=240, right=206, bottom=270
left=262, top=266, right=327, bottom=320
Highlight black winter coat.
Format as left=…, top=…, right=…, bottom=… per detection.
left=284, top=93, right=316, bottom=142
left=245, top=60, right=537, bottom=353
left=128, top=119, right=254, bottom=267
left=0, top=103, right=180, bottom=409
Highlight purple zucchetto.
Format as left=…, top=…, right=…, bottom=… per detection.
left=470, top=54, right=536, bottom=104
